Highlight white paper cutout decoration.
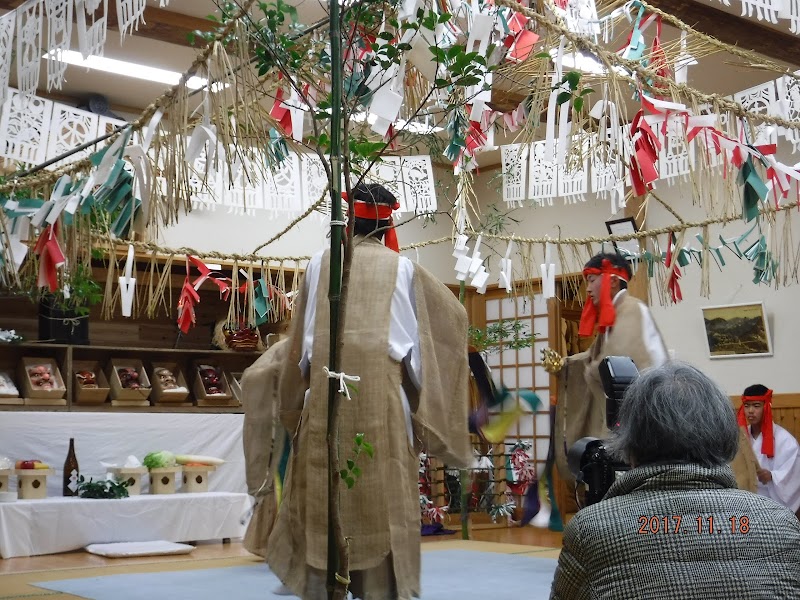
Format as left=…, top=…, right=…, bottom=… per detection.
left=501, top=143, right=528, bottom=207
left=398, top=155, right=436, bottom=214
left=527, top=141, right=557, bottom=205
left=734, top=81, right=778, bottom=146
left=0, top=90, right=54, bottom=164
left=76, top=0, right=109, bottom=59
left=740, top=0, right=781, bottom=23
left=46, top=105, right=100, bottom=169
left=116, top=0, right=147, bottom=40
left=0, top=12, right=15, bottom=106
left=45, top=0, right=74, bottom=91
left=16, top=0, right=44, bottom=96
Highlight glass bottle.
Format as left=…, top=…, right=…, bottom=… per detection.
left=63, top=438, right=80, bottom=496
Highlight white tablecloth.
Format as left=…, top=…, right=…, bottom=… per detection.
left=0, top=492, right=252, bottom=558
left=0, top=412, right=247, bottom=495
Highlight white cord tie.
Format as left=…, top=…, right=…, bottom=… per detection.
left=323, top=366, right=361, bottom=400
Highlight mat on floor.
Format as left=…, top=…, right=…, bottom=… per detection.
left=33, top=550, right=558, bottom=599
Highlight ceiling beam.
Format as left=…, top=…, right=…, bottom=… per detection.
left=0, top=2, right=214, bottom=48
left=655, top=0, right=800, bottom=67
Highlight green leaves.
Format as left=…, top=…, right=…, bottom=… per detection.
left=340, top=433, right=375, bottom=489
left=552, top=71, right=594, bottom=114
left=77, top=475, right=131, bottom=499
left=468, top=319, right=536, bottom=354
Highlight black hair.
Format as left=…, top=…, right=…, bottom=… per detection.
left=351, top=183, right=397, bottom=240
left=743, top=384, right=770, bottom=397
left=584, top=252, right=632, bottom=289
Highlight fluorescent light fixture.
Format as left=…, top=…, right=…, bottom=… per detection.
left=44, top=50, right=217, bottom=91
left=352, top=111, right=444, bottom=134
left=548, top=48, right=626, bottom=77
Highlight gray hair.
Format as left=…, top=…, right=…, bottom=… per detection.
left=606, top=361, right=738, bottom=467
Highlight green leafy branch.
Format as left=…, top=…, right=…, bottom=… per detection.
left=340, top=432, right=374, bottom=489
left=468, top=319, right=536, bottom=354
left=76, top=475, right=131, bottom=499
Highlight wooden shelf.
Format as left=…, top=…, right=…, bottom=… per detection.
left=0, top=343, right=259, bottom=413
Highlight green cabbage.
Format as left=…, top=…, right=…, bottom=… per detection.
left=143, top=451, right=176, bottom=469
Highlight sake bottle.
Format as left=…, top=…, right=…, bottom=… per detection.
left=63, top=438, right=80, bottom=496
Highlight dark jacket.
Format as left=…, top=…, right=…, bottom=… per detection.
left=550, top=463, right=800, bottom=599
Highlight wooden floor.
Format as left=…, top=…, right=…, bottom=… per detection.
left=0, top=525, right=563, bottom=599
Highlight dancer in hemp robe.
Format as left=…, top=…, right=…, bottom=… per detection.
left=545, top=252, right=756, bottom=493
left=548, top=252, right=668, bottom=484
left=241, top=338, right=291, bottom=558
left=266, top=183, right=473, bottom=599
left=739, top=384, right=800, bottom=512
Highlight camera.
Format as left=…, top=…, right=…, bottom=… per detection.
left=567, top=356, right=639, bottom=506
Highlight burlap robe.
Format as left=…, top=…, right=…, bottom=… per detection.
left=241, top=338, right=290, bottom=557
left=554, top=293, right=758, bottom=492
left=266, top=237, right=472, bottom=599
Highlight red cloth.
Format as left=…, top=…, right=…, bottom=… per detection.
left=738, top=389, right=774, bottom=458
left=347, top=194, right=400, bottom=253
left=578, top=259, right=630, bottom=337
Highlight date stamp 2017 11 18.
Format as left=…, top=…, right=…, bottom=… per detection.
left=637, top=515, right=750, bottom=535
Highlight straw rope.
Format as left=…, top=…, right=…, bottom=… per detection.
left=494, top=0, right=800, bottom=130
left=251, top=182, right=330, bottom=254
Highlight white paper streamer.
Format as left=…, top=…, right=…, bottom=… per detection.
left=0, top=12, right=15, bottom=106
left=16, top=0, right=43, bottom=96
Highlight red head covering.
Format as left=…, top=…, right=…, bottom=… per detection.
left=578, top=258, right=631, bottom=337
left=344, top=192, right=400, bottom=253
left=738, top=388, right=774, bottom=458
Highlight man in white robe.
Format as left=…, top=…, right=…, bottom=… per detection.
left=739, top=384, right=800, bottom=513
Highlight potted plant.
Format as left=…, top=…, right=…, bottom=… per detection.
left=38, top=264, right=103, bottom=345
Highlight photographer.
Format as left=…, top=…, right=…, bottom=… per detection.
left=550, top=362, right=800, bottom=600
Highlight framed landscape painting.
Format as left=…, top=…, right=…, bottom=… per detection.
left=701, top=302, right=772, bottom=359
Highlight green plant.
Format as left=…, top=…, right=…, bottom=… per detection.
left=76, top=475, right=131, bottom=499
left=44, top=263, right=103, bottom=317
left=339, top=432, right=374, bottom=489
left=468, top=319, right=536, bottom=354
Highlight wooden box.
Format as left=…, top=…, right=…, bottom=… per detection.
left=73, top=361, right=111, bottom=405
left=150, top=363, right=191, bottom=405
left=182, top=465, right=216, bottom=493
left=18, top=357, right=66, bottom=405
left=109, top=466, right=148, bottom=496
left=229, top=372, right=244, bottom=406
left=15, top=468, right=55, bottom=499
left=149, top=467, right=181, bottom=494
left=193, top=363, right=235, bottom=407
left=0, top=469, right=11, bottom=492
left=107, top=359, right=152, bottom=406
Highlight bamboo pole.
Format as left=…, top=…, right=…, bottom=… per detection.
left=326, top=0, right=349, bottom=598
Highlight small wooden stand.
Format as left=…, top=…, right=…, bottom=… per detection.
left=181, top=465, right=216, bottom=493
left=0, top=469, right=11, bottom=492
left=109, top=466, right=148, bottom=495
left=15, top=468, right=55, bottom=499
left=149, top=467, right=182, bottom=494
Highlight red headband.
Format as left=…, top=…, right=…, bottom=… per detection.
left=738, top=389, right=774, bottom=458
left=345, top=193, right=400, bottom=253
left=578, top=259, right=631, bottom=337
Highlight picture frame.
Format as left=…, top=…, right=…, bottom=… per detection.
left=701, top=301, right=772, bottom=359
left=605, top=217, right=640, bottom=259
